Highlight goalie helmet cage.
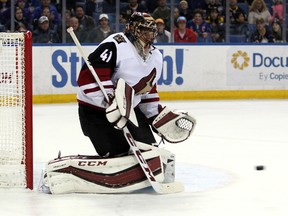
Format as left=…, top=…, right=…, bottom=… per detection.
left=0, top=31, right=33, bottom=189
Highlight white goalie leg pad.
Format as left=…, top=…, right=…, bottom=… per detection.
left=43, top=144, right=174, bottom=194
left=152, top=106, right=197, bottom=143
left=42, top=142, right=177, bottom=194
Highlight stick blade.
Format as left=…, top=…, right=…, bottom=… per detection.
left=151, top=181, right=184, bottom=194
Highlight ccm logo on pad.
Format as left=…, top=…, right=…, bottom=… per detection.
left=78, top=161, right=108, bottom=166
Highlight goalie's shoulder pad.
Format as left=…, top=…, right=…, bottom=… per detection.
left=152, top=107, right=196, bottom=143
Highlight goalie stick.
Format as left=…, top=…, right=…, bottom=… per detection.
left=67, top=27, right=184, bottom=194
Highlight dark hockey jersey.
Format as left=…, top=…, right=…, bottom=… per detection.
left=77, top=32, right=163, bottom=119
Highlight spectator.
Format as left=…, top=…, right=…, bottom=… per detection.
left=5, top=6, right=31, bottom=32
left=229, top=0, right=247, bottom=26
left=39, top=6, right=55, bottom=30
left=87, top=13, right=115, bottom=43
left=270, top=0, right=283, bottom=24
left=74, top=4, right=95, bottom=32
left=187, top=9, right=211, bottom=43
left=120, top=0, right=147, bottom=24
left=1, top=0, right=33, bottom=27
left=250, top=17, right=274, bottom=43
left=174, top=16, right=197, bottom=43
left=66, top=16, right=87, bottom=43
left=207, top=7, right=225, bottom=42
left=152, top=0, right=170, bottom=30
left=15, top=0, right=34, bottom=25
left=178, top=0, right=193, bottom=22
left=271, top=18, right=283, bottom=42
left=15, top=22, right=27, bottom=32
left=248, top=0, right=271, bottom=25
left=33, top=0, right=60, bottom=31
left=233, top=11, right=250, bottom=41
left=205, top=0, right=224, bottom=17
left=154, top=18, right=171, bottom=43
left=172, top=6, right=180, bottom=28
left=32, top=15, right=60, bottom=43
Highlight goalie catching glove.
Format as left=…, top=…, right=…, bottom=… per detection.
left=152, top=107, right=196, bottom=143
left=106, top=78, right=138, bottom=130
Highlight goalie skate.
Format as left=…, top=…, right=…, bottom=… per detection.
left=38, top=169, right=51, bottom=194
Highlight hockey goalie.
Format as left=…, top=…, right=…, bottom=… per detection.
left=40, top=12, right=196, bottom=194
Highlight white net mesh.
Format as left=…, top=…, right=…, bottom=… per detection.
left=176, top=118, right=194, bottom=131
left=0, top=33, right=27, bottom=187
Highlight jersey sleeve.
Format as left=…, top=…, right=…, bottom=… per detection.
left=77, top=41, right=117, bottom=110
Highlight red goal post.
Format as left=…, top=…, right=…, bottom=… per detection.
left=0, top=31, right=33, bottom=189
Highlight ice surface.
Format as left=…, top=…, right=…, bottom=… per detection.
left=1, top=100, right=288, bottom=216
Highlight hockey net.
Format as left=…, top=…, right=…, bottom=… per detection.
left=0, top=32, right=33, bottom=189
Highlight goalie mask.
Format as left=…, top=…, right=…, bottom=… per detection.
left=126, top=12, right=157, bottom=59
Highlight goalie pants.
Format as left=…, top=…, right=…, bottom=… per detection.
left=78, top=103, right=156, bottom=157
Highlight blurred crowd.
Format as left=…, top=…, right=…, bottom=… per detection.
left=0, top=0, right=286, bottom=43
